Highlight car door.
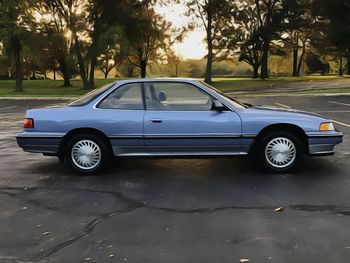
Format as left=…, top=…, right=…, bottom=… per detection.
left=143, top=82, right=242, bottom=155
left=95, top=82, right=146, bottom=156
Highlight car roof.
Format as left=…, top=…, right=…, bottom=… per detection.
left=115, top=78, right=199, bottom=85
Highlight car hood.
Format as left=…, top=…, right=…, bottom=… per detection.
left=239, top=105, right=328, bottom=123
left=251, top=105, right=323, bottom=118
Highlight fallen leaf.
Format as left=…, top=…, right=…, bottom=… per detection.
left=42, top=232, right=50, bottom=236
left=36, top=224, right=43, bottom=228
left=240, top=259, right=250, bottom=263
left=274, top=207, right=284, bottom=212
left=84, top=258, right=91, bottom=261
left=109, top=254, right=114, bottom=258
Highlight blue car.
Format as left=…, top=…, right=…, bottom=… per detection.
left=16, top=79, right=343, bottom=174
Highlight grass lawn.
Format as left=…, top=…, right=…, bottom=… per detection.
left=0, top=78, right=117, bottom=98
left=211, top=75, right=346, bottom=92
left=0, top=76, right=349, bottom=98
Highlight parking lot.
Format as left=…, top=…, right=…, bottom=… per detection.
left=0, top=95, right=349, bottom=263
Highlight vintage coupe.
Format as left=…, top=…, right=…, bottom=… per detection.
left=17, top=79, right=343, bottom=174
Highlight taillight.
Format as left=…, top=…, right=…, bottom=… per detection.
left=23, top=118, right=34, bottom=129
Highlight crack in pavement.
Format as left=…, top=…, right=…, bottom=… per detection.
left=0, top=258, right=35, bottom=263
left=35, top=204, right=141, bottom=261
left=0, top=191, right=60, bottom=212
left=2, top=186, right=350, bottom=261
left=291, top=204, right=350, bottom=216
left=2, top=186, right=350, bottom=216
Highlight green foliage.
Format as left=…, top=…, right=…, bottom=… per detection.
left=1, top=0, right=350, bottom=92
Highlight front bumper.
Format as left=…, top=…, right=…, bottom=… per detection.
left=307, top=131, right=343, bottom=155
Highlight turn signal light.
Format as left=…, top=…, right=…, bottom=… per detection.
left=320, top=122, right=334, bottom=131
left=23, top=118, right=34, bottom=129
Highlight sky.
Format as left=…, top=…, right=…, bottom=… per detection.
left=154, top=3, right=207, bottom=60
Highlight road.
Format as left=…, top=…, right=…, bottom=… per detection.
left=0, top=96, right=349, bottom=263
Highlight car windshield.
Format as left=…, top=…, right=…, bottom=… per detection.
left=68, top=83, right=115, bottom=106
left=200, top=81, right=249, bottom=109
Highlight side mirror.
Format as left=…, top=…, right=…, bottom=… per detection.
left=212, top=100, right=226, bottom=112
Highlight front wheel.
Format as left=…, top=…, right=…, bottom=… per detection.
left=66, top=134, right=109, bottom=174
left=258, top=132, right=303, bottom=173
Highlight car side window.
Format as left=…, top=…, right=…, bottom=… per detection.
left=144, top=82, right=214, bottom=111
left=99, top=83, right=143, bottom=110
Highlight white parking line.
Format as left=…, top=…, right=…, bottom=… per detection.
left=275, top=103, right=291, bottom=108
left=332, top=120, right=350, bottom=128
left=329, top=101, right=350, bottom=107
left=0, top=106, right=18, bottom=111
left=316, top=111, right=350, bottom=113
left=274, top=102, right=350, bottom=129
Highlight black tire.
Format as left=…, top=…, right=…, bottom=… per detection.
left=65, top=134, right=110, bottom=175
left=257, top=131, right=303, bottom=173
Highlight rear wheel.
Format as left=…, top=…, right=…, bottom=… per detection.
left=258, top=131, right=303, bottom=173
left=66, top=134, right=109, bottom=174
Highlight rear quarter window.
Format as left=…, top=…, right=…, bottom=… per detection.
left=68, top=83, right=115, bottom=106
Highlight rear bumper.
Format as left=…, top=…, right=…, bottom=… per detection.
left=16, top=133, right=63, bottom=154
left=307, top=132, right=343, bottom=155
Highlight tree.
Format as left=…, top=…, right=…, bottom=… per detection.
left=122, top=5, right=172, bottom=78
left=167, top=50, right=181, bottom=77
left=313, top=0, right=350, bottom=75
left=253, top=0, right=285, bottom=79
left=220, top=0, right=284, bottom=78
left=281, top=0, right=315, bottom=76
left=233, top=0, right=264, bottom=78
left=186, top=0, right=234, bottom=83
left=34, top=2, right=78, bottom=86
left=86, top=0, right=135, bottom=87
left=0, top=0, right=36, bottom=91
left=47, top=0, right=91, bottom=88
left=97, top=47, right=117, bottom=78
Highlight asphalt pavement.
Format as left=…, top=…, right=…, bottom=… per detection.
left=0, top=95, right=349, bottom=263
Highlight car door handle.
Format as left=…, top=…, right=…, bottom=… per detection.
left=151, top=119, right=163, bottom=123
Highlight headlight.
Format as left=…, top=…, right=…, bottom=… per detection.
left=320, top=122, right=334, bottom=131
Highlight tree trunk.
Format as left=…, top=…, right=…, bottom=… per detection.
left=252, top=64, right=259, bottom=78
left=59, top=60, right=71, bottom=87
left=53, top=69, right=56, bottom=80
left=140, top=60, right=147, bottom=78
left=13, top=39, right=23, bottom=92
left=346, top=57, right=350, bottom=75
left=74, top=34, right=90, bottom=89
left=204, top=11, right=213, bottom=84
left=297, top=42, right=307, bottom=76
left=204, top=42, right=213, bottom=83
left=89, top=56, right=96, bottom=88
left=104, top=57, right=109, bottom=79
left=292, top=48, right=299, bottom=77
left=127, top=66, right=134, bottom=77
left=339, top=56, right=343, bottom=76
left=260, top=40, right=269, bottom=79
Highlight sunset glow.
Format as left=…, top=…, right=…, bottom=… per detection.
left=155, top=3, right=207, bottom=60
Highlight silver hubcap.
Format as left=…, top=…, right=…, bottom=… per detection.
left=265, top=137, right=296, bottom=169
left=71, top=140, right=101, bottom=170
